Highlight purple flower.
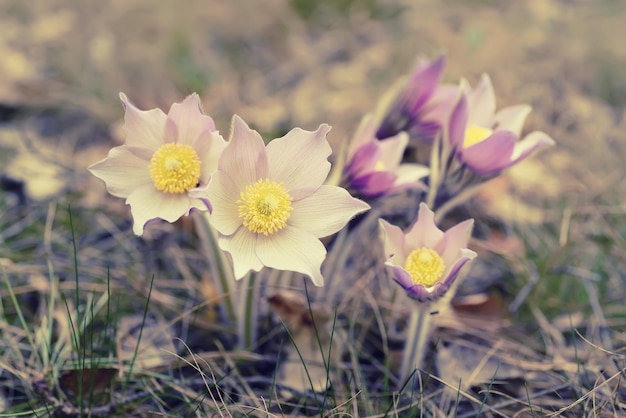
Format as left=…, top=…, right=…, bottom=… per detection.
left=375, top=55, right=458, bottom=144
left=379, top=203, right=476, bottom=302
left=344, top=115, right=429, bottom=198
left=448, top=74, right=555, bottom=175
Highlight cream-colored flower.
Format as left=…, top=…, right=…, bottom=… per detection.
left=89, top=93, right=226, bottom=235
left=199, top=115, right=370, bottom=286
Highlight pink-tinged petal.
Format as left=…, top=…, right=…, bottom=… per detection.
left=448, top=94, right=469, bottom=149
left=438, top=249, right=477, bottom=296
left=266, top=124, right=332, bottom=199
left=467, top=74, right=496, bottom=127
left=422, top=84, right=459, bottom=121
left=405, top=203, right=444, bottom=252
left=405, top=55, right=446, bottom=112
left=346, top=142, right=378, bottom=178
left=510, top=131, right=555, bottom=163
left=220, top=115, right=267, bottom=190
left=195, top=130, right=227, bottom=183
left=352, top=171, right=398, bottom=197
left=379, top=219, right=407, bottom=265
left=289, top=185, right=370, bottom=238
left=256, top=226, right=327, bottom=286
left=89, top=146, right=151, bottom=198
left=205, top=171, right=243, bottom=235
left=378, top=132, right=409, bottom=169
left=437, top=219, right=474, bottom=267
left=459, top=130, right=517, bottom=175
left=493, top=105, right=531, bottom=136
left=127, top=184, right=203, bottom=235
left=390, top=265, right=414, bottom=289
left=166, top=93, right=216, bottom=146
left=119, top=93, right=167, bottom=151
left=219, top=228, right=264, bottom=279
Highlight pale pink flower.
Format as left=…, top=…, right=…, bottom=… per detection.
left=344, top=115, right=429, bottom=198
left=89, top=93, right=226, bottom=235
left=448, top=74, right=555, bottom=175
left=379, top=203, right=476, bottom=302
left=200, top=115, right=370, bottom=286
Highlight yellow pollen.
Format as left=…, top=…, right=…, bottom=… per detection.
left=374, top=161, right=387, bottom=171
left=404, top=247, right=445, bottom=287
left=464, top=125, right=493, bottom=148
left=237, top=179, right=293, bottom=235
left=149, top=143, right=201, bottom=194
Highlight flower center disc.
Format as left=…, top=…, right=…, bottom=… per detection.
left=238, top=179, right=293, bottom=235
left=464, top=125, right=493, bottom=148
left=149, top=143, right=201, bottom=194
left=404, top=247, right=445, bottom=287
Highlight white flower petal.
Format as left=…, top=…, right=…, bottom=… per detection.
left=206, top=171, right=243, bottom=235
left=89, top=146, right=151, bottom=198
left=378, top=132, right=409, bottom=169
left=167, top=93, right=217, bottom=146
left=119, top=93, right=167, bottom=151
left=405, top=203, right=444, bottom=251
left=127, top=184, right=203, bottom=235
left=196, top=130, right=227, bottom=183
left=219, top=228, right=264, bottom=279
left=379, top=219, right=407, bottom=265
left=256, top=226, right=327, bottom=286
left=266, top=124, right=332, bottom=199
left=289, top=185, right=369, bottom=238
left=467, top=74, right=496, bottom=128
left=493, top=104, right=531, bottom=137
left=510, top=131, right=555, bottom=162
left=220, top=115, right=268, bottom=190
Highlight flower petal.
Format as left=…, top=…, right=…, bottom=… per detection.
left=405, top=203, right=444, bottom=252
left=219, top=115, right=268, bottom=190
left=438, top=219, right=474, bottom=267
left=219, top=227, right=264, bottom=279
left=195, top=130, right=227, bottom=183
left=493, top=104, right=531, bottom=136
left=448, top=94, right=469, bottom=149
left=266, top=124, right=332, bottom=199
left=459, top=130, right=517, bottom=175
left=89, top=146, right=151, bottom=198
left=205, top=171, right=243, bottom=235
left=378, top=132, right=409, bottom=169
left=467, top=74, right=496, bottom=127
left=351, top=171, right=398, bottom=197
left=289, top=185, right=369, bottom=238
left=404, top=54, right=446, bottom=113
left=127, top=184, right=204, bottom=235
left=379, top=219, right=407, bottom=265
left=346, top=142, right=378, bottom=178
left=166, top=93, right=217, bottom=146
left=510, top=131, right=555, bottom=163
left=256, top=226, right=327, bottom=286
left=119, top=93, right=167, bottom=151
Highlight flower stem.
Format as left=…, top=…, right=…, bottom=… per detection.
left=194, top=212, right=236, bottom=323
left=398, top=302, right=435, bottom=390
left=237, top=272, right=259, bottom=349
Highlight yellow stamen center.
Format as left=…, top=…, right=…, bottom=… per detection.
left=237, top=179, right=293, bottom=235
left=374, top=161, right=387, bottom=171
left=404, top=248, right=445, bottom=287
left=149, top=143, right=201, bottom=194
left=464, top=125, right=493, bottom=148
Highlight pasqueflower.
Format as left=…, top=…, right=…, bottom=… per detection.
left=379, top=203, right=476, bottom=302
left=200, top=116, right=370, bottom=286
left=375, top=55, right=458, bottom=144
left=344, top=115, right=429, bottom=198
left=89, top=93, right=226, bottom=235
left=448, top=74, right=555, bottom=175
